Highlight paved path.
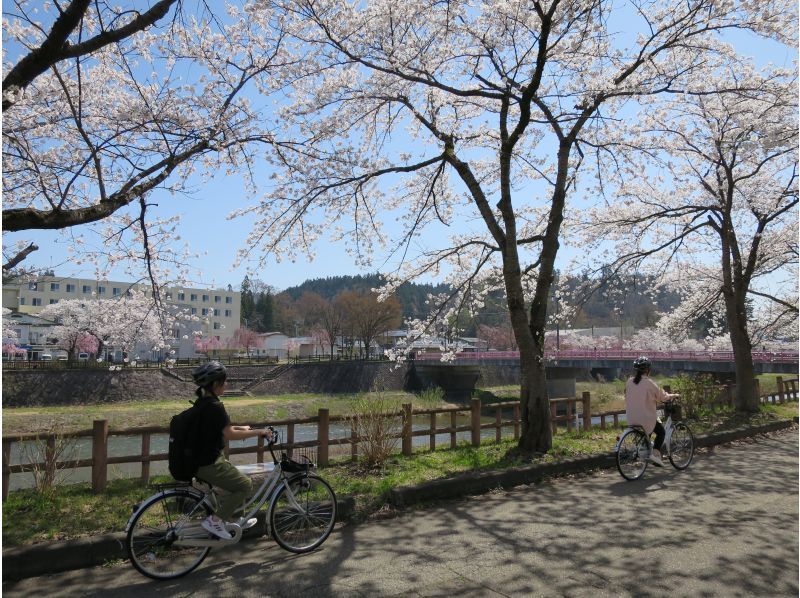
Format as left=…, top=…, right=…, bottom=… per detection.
left=4, top=429, right=797, bottom=597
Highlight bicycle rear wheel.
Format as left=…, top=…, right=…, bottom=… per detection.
left=616, top=429, right=649, bottom=481
left=270, top=473, right=337, bottom=553
left=668, top=422, right=695, bottom=470
left=127, top=489, right=212, bottom=580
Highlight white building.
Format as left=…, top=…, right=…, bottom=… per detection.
left=2, top=274, right=241, bottom=359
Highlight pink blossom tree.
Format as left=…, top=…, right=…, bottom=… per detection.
left=229, top=328, right=262, bottom=356
left=239, top=0, right=793, bottom=452
left=193, top=334, right=225, bottom=358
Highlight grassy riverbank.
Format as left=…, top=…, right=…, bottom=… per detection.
left=3, top=400, right=795, bottom=548
left=3, top=374, right=788, bottom=436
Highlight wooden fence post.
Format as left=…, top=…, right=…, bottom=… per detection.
left=402, top=403, right=413, bottom=456
left=582, top=392, right=591, bottom=431
left=287, top=423, right=295, bottom=459
left=317, top=409, right=329, bottom=467
left=256, top=435, right=264, bottom=464
left=91, top=419, right=108, bottom=494
left=3, top=439, right=12, bottom=502
left=550, top=401, right=558, bottom=436
left=351, top=421, right=358, bottom=462
left=777, top=376, right=785, bottom=404
left=429, top=413, right=436, bottom=452
left=470, top=398, right=481, bottom=447
left=513, top=404, right=520, bottom=440
left=566, top=400, right=573, bottom=433
left=450, top=412, right=457, bottom=449
left=141, top=432, right=151, bottom=485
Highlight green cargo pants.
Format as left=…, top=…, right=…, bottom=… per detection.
left=196, top=454, right=253, bottom=521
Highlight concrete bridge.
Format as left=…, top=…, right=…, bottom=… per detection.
left=411, top=349, right=799, bottom=399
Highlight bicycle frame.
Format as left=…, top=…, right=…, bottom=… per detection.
left=614, top=411, right=675, bottom=455
left=127, top=439, right=312, bottom=549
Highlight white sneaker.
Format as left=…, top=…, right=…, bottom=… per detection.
left=648, top=452, right=664, bottom=467
left=202, top=516, right=233, bottom=539
left=241, top=517, right=258, bottom=530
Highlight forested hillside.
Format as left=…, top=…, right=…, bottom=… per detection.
left=241, top=272, right=684, bottom=338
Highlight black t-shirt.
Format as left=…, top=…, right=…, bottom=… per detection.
left=193, top=394, right=230, bottom=467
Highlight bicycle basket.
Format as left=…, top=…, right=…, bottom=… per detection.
left=663, top=400, right=682, bottom=419
left=281, top=454, right=314, bottom=473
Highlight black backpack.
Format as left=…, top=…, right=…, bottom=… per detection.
left=168, top=400, right=211, bottom=481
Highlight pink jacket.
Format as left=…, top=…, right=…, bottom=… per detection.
left=624, top=376, right=666, bottom=434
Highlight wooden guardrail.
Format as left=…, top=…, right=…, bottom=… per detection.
left=1, top=395, right=582, bottom=500
left=4, top=378, right=797, bottom=500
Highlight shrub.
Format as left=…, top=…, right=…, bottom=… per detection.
left=671, top=373, right=720, bottom=419
left=20, top=426, right=79, bottom=497
left=347, top=391, right=402, bottom=469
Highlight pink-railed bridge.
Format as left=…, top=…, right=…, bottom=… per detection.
left=413, top=349, right=799, bottom=378
left=414, top=349, right=799, bottom=364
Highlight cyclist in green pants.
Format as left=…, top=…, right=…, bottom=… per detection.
left=191, top=361, right=272, bottom=539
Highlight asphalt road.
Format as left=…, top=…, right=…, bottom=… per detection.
left=4, top=429, right=798, bottom=597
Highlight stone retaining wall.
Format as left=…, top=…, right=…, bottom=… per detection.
left=2, top=362, right=526, bottom=407
left=250, top=361, right=409, bottom=395
left=1, top=369, right=194, bottom=407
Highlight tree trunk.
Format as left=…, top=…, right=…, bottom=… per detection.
left=725, top=289, right=759, bottom=411
left=517, top=341, right=552, bottom=454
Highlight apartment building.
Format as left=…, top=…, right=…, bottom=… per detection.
left=2, top=274, right=241, bottom=360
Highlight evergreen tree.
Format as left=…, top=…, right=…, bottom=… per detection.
left=256, top=290, right=275, bottom=332
left=240, top=276, right=256, bottom=328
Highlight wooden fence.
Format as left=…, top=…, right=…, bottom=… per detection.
left=4, top=377, right=797, bottom=500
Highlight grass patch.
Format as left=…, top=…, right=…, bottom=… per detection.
left=1, top=389, right=457, bottom=435
left=4, top=402, right=795, bottom=548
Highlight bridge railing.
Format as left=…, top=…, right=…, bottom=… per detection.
left=414, top=350, right=800, bottom=363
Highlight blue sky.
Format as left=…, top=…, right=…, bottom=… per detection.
left=3, top=8, right=794, bottom=293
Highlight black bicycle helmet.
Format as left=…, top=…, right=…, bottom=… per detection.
left=633, top=356, right=651, bottom=372
left=192, top=361, right=227, bottom=386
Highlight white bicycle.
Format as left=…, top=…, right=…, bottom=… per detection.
left=125, top=428, right=337, bottom=580
left=615, top=399, right=695, bottom=481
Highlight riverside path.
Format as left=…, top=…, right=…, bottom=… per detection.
left=4, top=428, right=797, bottom=597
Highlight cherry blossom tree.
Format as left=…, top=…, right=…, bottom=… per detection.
left=477, top=323, right=517, bottom=351
left=39, top=292, right=172, bottom=360
left=581, top=69, right=798, bottom=411
left=230, top=327, right=262, bottom=356
left=237, top=0, right=793, bottom=452
left=193, top=334, right=224, bottom=358
left=2, top=1, right=290, bottom=284
left=1, top=307, right=26, bottom=357
left=2, top=0, right=178, bottom=112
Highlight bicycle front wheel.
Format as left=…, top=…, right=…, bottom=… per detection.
left=126, top=489, right=212, bottom=580
left=668, top=422, right=695, bottom=470
left=616, top=429, right=649, bottom=481
left=270, top=473, right=337, bottom=553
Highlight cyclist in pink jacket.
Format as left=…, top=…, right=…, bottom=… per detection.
left=625, top=356, right=677, bottom=467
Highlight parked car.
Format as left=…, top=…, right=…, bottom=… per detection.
left=78, top=352, right=90, bottom=361
left=40, top=353, right=53, bottom=361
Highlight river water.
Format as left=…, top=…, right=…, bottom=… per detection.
left=7, top=412, right=625, bottom=491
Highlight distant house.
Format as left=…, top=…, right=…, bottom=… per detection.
left=288, top=336, right=326, bottom=358
left=2, top=311, right=59, bottom=360
left=253, top=332, right=289, bottom=358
